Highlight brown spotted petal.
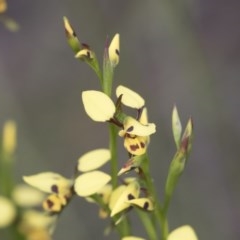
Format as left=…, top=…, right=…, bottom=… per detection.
left=42, top=194, right=65, bottom=213
left=23, top=172, right=73, bottom=196
left=123, top=117, right=156, bottom=136
left=110, top=181, right=140, bottom=217
left=126, top=198, right=154, bottom=211
left=124, top=135, right=148, bottom=156
left=75, top=49, right=94, bottom=59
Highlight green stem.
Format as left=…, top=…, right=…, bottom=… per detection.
left=141, top=154, right=169, bottom=240
left=109, top=124, right=118, bottom=189
left=136, top=209, right=158, bottom=240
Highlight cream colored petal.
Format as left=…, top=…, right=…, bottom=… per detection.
left=109, top=185, right=127, bottom=210
left=97, top=184, right=112, bottom=204
left=78, top=148, right=111, bottom=172
left=123, top=117, right=156, bottom=136
left=82, top=91, right=116, bottom=122
left=0, top=196, right=16, bottom=228
left=22, top=210, right=56, bottom=229
left=116, top=85, right=145, bottom=109
left=138, top=107, right=148, bottom=125
left=75, top=49, right=94, bottom=59
left=108, top=33, right=120, bottom=66
left=124, top=135, right=148, bottom=156
left=63, top=16, right=75, bottom=37
left=23, top=172, right=72, bottom=194
left=168, top=225, right=198, bottom=240
left=42, top=194, right=65, bottom=213
left=74, top=171, right=111, bottom=197
left=122, top=237, right=146, bottom=240
left=126, top=198, right=154, bottom=211
left=110, top=181, right=140, bottom=217
left=12, top=184, right=45, bottom=207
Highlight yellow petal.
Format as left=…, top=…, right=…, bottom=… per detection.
left=116, top=85, right=145, bottom=109
left=123, top=117, right=156, bottom=136
left=126, top=198, right=154, bottom=211
left=124, top=135, right=148, bottom=156
left=108, top=33, right=120, bottom=66
left=122, top=237, right=146, bottom=240
left=63, top=16, right=76, bottom=37
left=109, top=185, right=127, bottom=210
left=23, top=172, right=72, bottom=195
left=110, top=181, right=140, bottom=217
left=12, top=184, right=45, bottom=207
left=168, top=225, right=198, bottom=240
left=21, top=210, right=56, bottom=229
left=78, top=148, right=111, bottom=172
left=42, top=194, right=65, bottom=213
left=0, top=196, right=16, bottom=228
left=74, top=171, right=111, bottom=197
left=2, top=120, right=16, bottom=155
left=97, top=184, right=112, bottom=204
left=138, top=107, right=148, bottom=125
left=82, top=91, right=116, bottom=122
left=75, top=49, right=94, bottom=59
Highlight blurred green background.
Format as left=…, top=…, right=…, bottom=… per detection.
left=1, top=0, right=240, bottom=239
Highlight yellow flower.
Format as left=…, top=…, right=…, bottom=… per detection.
left=110, top=181, right=140, bottom=217
left=119, top=110, right=155, bottom=155
left=23, top=172, right=73, bottom=213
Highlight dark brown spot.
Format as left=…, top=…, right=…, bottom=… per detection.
left=130, top=144, right=140, bottom=151
left=115, top=49, right=120, bottom=56
left=72, top=31, right=77, bottom=37
left=143, top=201, right=149, bottom=210
left=126, top=126, right=134, bottom=132
left=51, top=185, right=59, bottom=194
left=82, top=43, right=90, bottom=49
left=127, top=194, right=135, bottom=200
left=127, top=134, right=136, bottom=139
left=46, top=199, right=54, bottom=209
left=87, top=51, right=90, bottom=58
left=140, top=142, right=145, bottom=148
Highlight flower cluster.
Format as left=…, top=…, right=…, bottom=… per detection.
left=20, top=16, right=197, bottom=240
left=82, top=85, right=156, bottom=156
left=0, top=121, right=56, bottom=240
